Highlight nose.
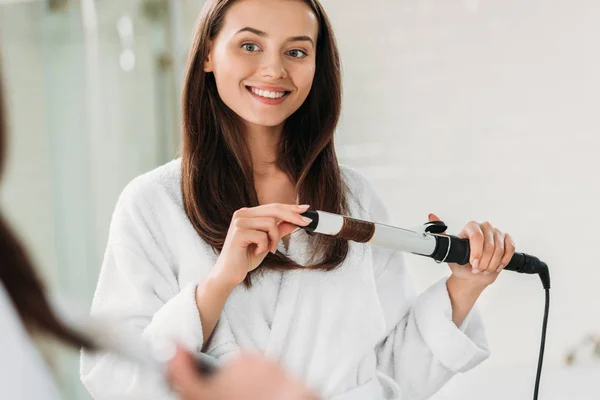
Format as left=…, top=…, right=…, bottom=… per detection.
left=259, top=52, right=288, bottom=80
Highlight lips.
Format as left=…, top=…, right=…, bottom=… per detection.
left=246, top=86, right=291, bottom=99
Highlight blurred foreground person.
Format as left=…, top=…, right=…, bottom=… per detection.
left=0, top=59, right=319, bottom=399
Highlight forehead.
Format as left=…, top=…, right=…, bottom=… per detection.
left=220, top=0, right=319, bottom=40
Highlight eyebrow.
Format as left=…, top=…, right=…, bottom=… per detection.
left=235, top=27, right=315, bottom=47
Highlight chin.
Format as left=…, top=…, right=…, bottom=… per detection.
left=244, top=114, right=289, bottom=128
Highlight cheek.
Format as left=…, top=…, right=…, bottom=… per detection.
left=213, top=48, right=254, bottom=87
left=213, top=63, right=251, bottom=105
left=292, top=64, right=316, bottom=94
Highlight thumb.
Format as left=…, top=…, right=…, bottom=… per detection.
left=428, top=213, right=448, bottom=237
left=278, top=221, right=300, bottom=238
left=428, top=213, right=441, bottom=222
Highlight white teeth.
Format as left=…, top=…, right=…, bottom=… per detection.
left=250, top=87, right=287, bottom=99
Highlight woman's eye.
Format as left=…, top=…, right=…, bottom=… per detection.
left=242, top=43, right=260, bottom=52
left=288, top=49, right=307, bottom=59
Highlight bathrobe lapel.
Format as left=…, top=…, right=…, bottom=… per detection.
left=264, top=230, right=308, bottom=356
left=220, top=230, right=307, bottom=353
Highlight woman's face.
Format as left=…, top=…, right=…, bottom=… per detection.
left=204, top=0, right=318, bottom=129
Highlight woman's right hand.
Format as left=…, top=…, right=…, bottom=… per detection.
left=213, top=203, right=312, bottom=288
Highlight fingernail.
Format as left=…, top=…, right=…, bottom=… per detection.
left=301, top=216, right=313, bottom=224
left=498, top=264, right=505, bottom=271
left=472, top=268, right=480, bottom=274
left=472, top=258, right=479, bottom=269
left=297, top=204, right=310, bottom=210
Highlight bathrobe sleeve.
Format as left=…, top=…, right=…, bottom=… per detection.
left=80, top=177, right=207, bottom=399
left=358, top=175, right=491, bottom=399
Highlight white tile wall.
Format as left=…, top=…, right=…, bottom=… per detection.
left=325, top=0, right=600, bottom=397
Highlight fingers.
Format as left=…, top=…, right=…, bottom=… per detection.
left=232, top=218, right=280, bottom=253
left=234, top=204, right=312, bottom=228
left=476, top=221, right=495, bottom=274
left=463, top=221, right=513, bottom=274
left=460, top=221, right=485, bottom=273
left=167, top=347, right=207, bottom=399
left=231, top=204, right=312, bottom=254
left=237, top=228, right=270, bottom=256
left=171, top=351, right=323, bottom=400
left=497, top=233, right=516, bottom=272
left=229, top=354, right=321, bottom=400
left=486, top=228, right=505, bottom=273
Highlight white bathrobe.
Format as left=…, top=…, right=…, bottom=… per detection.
left=80, top=159, right=489, bottom=399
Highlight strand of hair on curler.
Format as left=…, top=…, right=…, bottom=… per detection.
left=334, top=216, right=376, bottom=243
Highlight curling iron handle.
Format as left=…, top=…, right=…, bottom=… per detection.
left=438, top=235, right=548, bottom=275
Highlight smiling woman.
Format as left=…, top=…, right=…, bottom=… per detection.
left=80, top=1, right=513, bottom=399
left=178, top=0, right=347, bottom=278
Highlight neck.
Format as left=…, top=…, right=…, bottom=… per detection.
left=243, top=122, right=296, bottom=206
left=245, top=122, right=284, bottom=177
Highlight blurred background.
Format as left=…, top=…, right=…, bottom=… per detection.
left=0, top=0, right=598, bottom=399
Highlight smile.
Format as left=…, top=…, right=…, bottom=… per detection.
left=246, top=86, right=291, bottom=99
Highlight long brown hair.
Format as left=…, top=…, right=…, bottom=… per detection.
left=181, top=0, right=349, bottom=285
left=0, top=61, right=92, bottom=349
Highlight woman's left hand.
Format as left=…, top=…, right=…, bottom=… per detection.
left=429, top=213, right=516, bottom=288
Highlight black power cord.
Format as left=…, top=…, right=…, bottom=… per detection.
left=534, top=269, right=551, bottom=400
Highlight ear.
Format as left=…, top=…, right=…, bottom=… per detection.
left=203, top=41, right=214, bottom=73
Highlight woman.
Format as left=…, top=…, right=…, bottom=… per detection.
left=81, top=0, right=516, bottom=399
